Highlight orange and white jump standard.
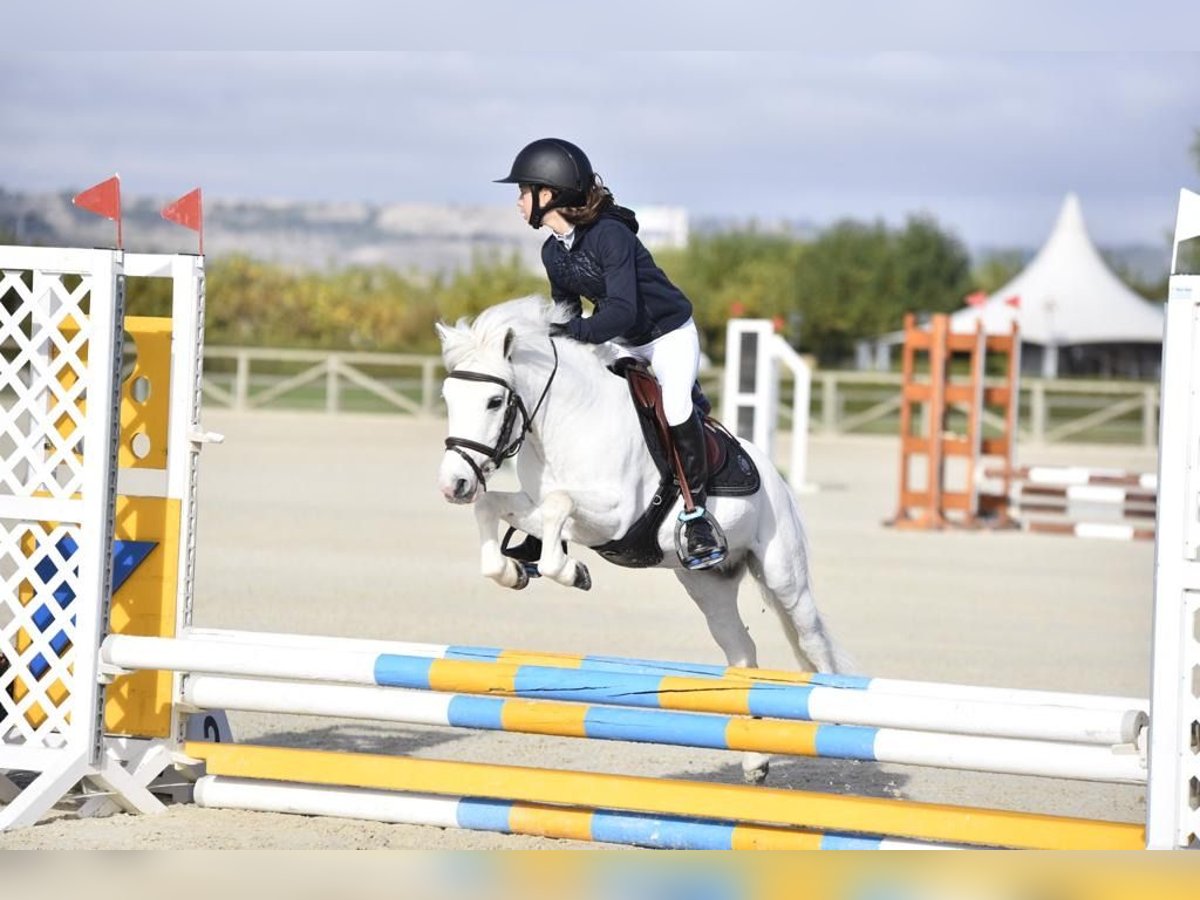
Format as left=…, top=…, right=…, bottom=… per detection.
left=1, top=190, right=1198, bottom=849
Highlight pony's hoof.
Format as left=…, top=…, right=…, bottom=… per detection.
left=511, top=565, right=530, bottom=591
left=572, top=562, right=591, bottom=591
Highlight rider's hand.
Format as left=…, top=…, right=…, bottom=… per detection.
left=549, top=321, right=573, bottom=339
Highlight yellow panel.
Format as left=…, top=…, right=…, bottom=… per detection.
left=119, top=317, right=172, bottom=470
left=187, top=742, right=1145, bottom=850
left=104, top=495, right=181, bottom=738
left=55, top=315, right=174, bottom=469
left=8, top=316, right=178, bottom=734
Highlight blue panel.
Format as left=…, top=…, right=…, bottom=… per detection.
left=111, top=540, right=156, bottom=592
left=591, top=809, right=735, bottom=850
left=25, top=537, right=156, bottom=680
left=819, top=832, right=884, bottom=849
left=814, top=725, right=879, bottom=760
left=512, top=666, right=664, bottom=709
left=584, top=707, right=730, bottom=749
left=457, top=797, right=513, bottom=833
left=446, top=695, right=506, bottom=730
left=809, top=673, right=873, bottom=690
left=746, top=683, right=813, bottom=719
left=28, top=535, right=80, bottom=678
left=583, top=655, right=728, bottom=678
left=445, top=646, right=503, bottom=661
left=33, top=535, right=78, bottom=608
left=373, top=655, right=434, bottom=689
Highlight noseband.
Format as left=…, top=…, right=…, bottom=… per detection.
left=443, top=340, right=559, bottom=491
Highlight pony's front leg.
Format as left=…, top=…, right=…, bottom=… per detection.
left=534, top=491, right=591, bottom=591
left=475, top=491, right=537, bottom=590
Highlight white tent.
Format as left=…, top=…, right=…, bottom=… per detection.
left=950, top=194, right=1165, bottom=377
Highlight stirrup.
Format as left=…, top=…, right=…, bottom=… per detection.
left=673, top=507, right=728, bottom=570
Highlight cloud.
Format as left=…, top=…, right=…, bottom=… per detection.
left=2, top=51, right=1197, bottom=246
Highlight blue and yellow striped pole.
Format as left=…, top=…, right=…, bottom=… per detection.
left=182, top=674, right=1146, bottom=783
left=194, top=774, right=928, bottom=849
left=186, top=741, right=1145, bottom=850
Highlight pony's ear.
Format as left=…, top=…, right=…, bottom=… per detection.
left=435, top=320, right=469, bottom=364
left=502, top=328, right=516, bottom=360
left=435, top=320, right=462, bottom=349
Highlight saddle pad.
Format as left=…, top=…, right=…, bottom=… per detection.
left=620, top=364, right=761, bottom=497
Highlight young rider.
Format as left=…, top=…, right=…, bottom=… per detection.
left=495, top=137, right=727, bottom=569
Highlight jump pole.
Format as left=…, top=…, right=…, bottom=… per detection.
left=104, top=634, right=1145, bottom=746
left=185, top=741, right=1144, bottom=851
left=184, top=626, right=1149, bottom=714
left=192, top=777, right=940, bottom=850
left=179, top=674, right=1145, bottom=783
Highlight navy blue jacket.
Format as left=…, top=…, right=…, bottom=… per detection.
left=541, top=208, right=693, bottom=346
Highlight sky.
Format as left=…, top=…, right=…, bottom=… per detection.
left=3, top=47, right=1198, bottom=250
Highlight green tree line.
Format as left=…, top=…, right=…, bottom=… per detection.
left=114, top=210, right=1173, bottom=366
left=654, top=216, right=977, bottom=361
left=118, top=215, right=988, bottom=364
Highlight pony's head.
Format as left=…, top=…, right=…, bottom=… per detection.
left=435, top=296, right=565, bottom=503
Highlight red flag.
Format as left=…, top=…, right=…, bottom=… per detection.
left=965, top=291, right=988, bottom=307
left=1005, top=295, right=1021, bottom=309
left=73, top=175, right=122, bottom=248
left=161, top=188, right=204, bottom=254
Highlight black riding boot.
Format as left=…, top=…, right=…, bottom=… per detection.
left=690, top=380, right=712, bottom=417
left=669, top=413, right=728, bottom=570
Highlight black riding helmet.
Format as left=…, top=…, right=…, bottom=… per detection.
left=496, top=138, right=594, bottom=229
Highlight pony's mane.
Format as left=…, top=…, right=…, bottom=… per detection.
left=438, top=295, right=608, bottom=379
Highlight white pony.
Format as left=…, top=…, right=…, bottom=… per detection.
left=436, top=296, right=849, bottom=781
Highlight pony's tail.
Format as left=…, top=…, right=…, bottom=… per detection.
left=754, top=462, right=857, bottom=676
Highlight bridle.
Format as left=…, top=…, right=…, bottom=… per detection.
left=443, top=340, right=559, bottom=491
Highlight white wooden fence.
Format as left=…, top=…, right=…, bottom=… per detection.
left=198, top=346, right=1161, bottom=447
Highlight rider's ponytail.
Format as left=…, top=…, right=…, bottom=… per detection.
left=557, top=174, right=615, bottom=226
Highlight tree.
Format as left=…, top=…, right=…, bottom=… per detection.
left=789, top=216, right=971, bottom=363
left=657, top=230, right=803, bottom=353
left=972, top=250, right=1027, bottom=295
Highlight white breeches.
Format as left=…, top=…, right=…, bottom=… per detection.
left=619, top=318, right=701, bottom=426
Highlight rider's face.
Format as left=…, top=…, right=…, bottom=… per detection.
left=516, top=185, right=552, bottom=224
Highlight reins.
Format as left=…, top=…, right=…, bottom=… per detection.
left=443, top=338, right=559, bottom=491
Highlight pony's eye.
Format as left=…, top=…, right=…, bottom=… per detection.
left=487, top=396, right=504, bottom=410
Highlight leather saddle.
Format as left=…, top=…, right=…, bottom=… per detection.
left=587, top=360, right=760, bottom=569
left=616, top=359, right=760, bottom=498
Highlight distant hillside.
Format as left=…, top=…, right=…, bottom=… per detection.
left=0, top=188, right=688, bottom=274
left=0, top=187, right=1167, bottom=288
